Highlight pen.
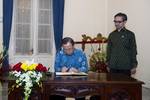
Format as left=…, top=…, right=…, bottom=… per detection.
left=66, top=67, right=70, bottom=72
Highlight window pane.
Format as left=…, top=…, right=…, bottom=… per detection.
left=37, top=0, right=52, bottom=54
left=38, top=40, right=51, bottom=53
left=17, top=0, right=31, bottom=9
left=14, top=0, right=32, bottom=55
left=38, top=25, right=51, bottom=38
left=38, top=10, right=51, bottom=24
left=16, top=24, right=31, bottom=38
left=39, top=0, right=51, bottom=9
left=16, top=39, right=31, bottom=54
left=16, top=9, right=31, bottom=23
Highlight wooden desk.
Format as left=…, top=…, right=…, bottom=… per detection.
left=0, top=72, right=144, bottom=100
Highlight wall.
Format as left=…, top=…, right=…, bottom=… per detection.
left=107, top=0, right=150, bottom=88
left=63, top=0, right=108, bottom=40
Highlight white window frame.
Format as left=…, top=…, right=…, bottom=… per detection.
left=9, top=0, right=55, bottom=71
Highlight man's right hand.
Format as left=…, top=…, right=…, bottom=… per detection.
left=61, top=67, right=68, bottom=72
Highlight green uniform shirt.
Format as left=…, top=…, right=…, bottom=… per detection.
left=107, top=28, right=138, bottom=70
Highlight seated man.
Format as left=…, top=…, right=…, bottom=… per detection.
left=55, top=37, right=88, bottom=73
left=54, top=37, right=88, bottom=100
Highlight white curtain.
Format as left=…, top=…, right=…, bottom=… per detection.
left=9, top=0, right=53, bottom=55
left=9, top=0, right=55, bottom=71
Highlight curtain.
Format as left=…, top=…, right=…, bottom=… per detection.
left=2, top=0, right=13, bottom=70
left=53, top=0, right=65, bottom=52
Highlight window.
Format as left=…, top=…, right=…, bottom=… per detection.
left=13, top=0, right=53, bottom=55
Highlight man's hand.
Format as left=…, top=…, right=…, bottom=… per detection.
left=69, top=68, right=79, bottom=73
left=61, top=67, right=68, bottom=72
left=131, top=67, right=136, bottom=74
left=106, top=67, right=110, bottom=72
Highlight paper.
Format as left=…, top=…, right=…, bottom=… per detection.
left=55, top=72, right=88, bottom=76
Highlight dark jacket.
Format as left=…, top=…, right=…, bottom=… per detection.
left=106, top=28, right=138, bottom=70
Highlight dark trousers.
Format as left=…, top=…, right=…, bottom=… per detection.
left=110, top=68, right=131, bottom=76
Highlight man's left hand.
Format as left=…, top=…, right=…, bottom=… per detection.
left=69, top=68, right=79, bottom=73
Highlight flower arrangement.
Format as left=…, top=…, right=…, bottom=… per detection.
left=9, top=60, right=48, bottom=100
left=89, top=52, right=108, bottom=73
left=86, top=33, right=108, bottom=73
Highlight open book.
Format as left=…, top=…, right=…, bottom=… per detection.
left=55, top=72, right=88, bottom=76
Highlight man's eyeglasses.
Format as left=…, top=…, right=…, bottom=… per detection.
left=63, top=47, right=73, bottom=52
left=113, top=20, right=124, bottom=23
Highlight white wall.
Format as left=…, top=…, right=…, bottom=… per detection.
left=107, top=0, right=150, bottom=88
left=63, top=0, right=108, bottom=40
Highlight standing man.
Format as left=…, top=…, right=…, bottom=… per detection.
left=107, top=13, right=138, bottom=76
